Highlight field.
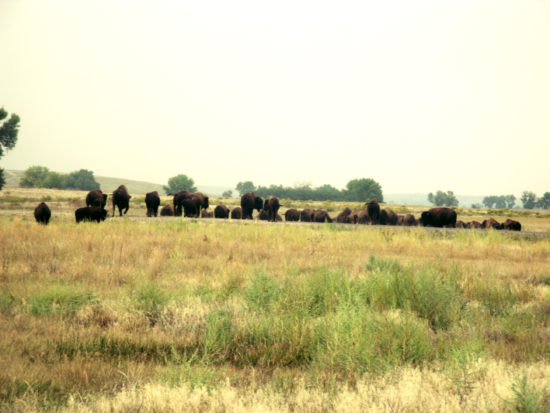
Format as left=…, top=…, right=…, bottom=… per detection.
left=1, top=188, right=550, bottom=412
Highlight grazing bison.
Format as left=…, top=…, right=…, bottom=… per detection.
left=160, top=205, right=174, bottom=216
left=300, top=208, right=315, bottom=222
left=419, top=207, right=457, bottom=228
left=75, top=207, right=107, bottom=223
left=241, top=192, right=263, bottom=220
left=214, top=204, right=230, bottom=219
left=379, top=209, right=398, bottom=225
left=502, top=219, right=521, bottom=231
left=112, top=185, right=131, bottom=217
left=402, top=213, right=417, bottom=226
left=336, top=208, right=352, bottom=223
left=366, top=199, right=381, bottom=224
left=86, top=189, right=107, bottom=208
left=284, top=208, right=300, bottom=222
left=231, top=207, right=243, bottom=219
left=34, top=202, right=51, bottom=225
left=467, top=220, right=482, bottom=229
left=145, top=191, right=160, bottom=217
left=313, top=210, right=333, bottom=223
left=481, top=218, right=502, bottom=230
left=264, top=197, right=280, bottom=222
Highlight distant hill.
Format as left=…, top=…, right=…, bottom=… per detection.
left=3, top=170, right=232, bottom=196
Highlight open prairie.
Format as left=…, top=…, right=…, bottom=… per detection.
left=1, top=188, right=550, bottom=412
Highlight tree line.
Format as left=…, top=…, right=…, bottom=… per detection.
left=19, top=166, right=100, bottom=191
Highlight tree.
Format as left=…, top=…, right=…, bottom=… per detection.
left=428, top=190, right=458, bottom=207
left=344, top=178, right=383, bottom=202
left=65, top=169, right=100, bottom=191
left=505, top=195, right=516, bottom=209
left=0, top=107, right=21, bottom=190
left=20, top=166, right=51, bottom=188
left=521, top=191, right=537, bottom=209
left=536, top=192, right=550, bottom=209
left=482, top=196, right=496, bottom=208
left=164, top=174, right=197, bottom=195
left=44, top=171, right=67, bottom=189
left=235, top=181, right=256, bottom=196
left=222, top=190, right=233, bottom=197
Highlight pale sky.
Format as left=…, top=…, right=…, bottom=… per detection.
left=1, top=0, right=549, bottom=196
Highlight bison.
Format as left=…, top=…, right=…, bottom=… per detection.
left=455, top=220, right=467, bottom=229
left=145, top=191, right=160, bottom=217
left=214, top=204, right=230, bottom=219
left=86, top=189, right=107, bottom=208
left=284, top=208, right=300, bottom=222
left=160, top=205, right=174, bottom=216
left=379, top=209, right=398, bottom=225
left=300, top=208, right=315, bottom=222
left=419, top=207, right=457, bottom=228
left=467, top=220, right=482, bottom=229
left=481, top=218, right=503, bottom=230
left=366, top=199, right=380, bottom=224
left=264, top=196, right=280, bottom=222
left=402, top=213, right=417, bottom=226
left=501, top=219, right=521, bottom=231
left=336, top=208, right=352, bottom=223
left=231, top=207, right=243, bottom=219
left=173, top=191, right=209, bottom=217
left=241, top=192, right=263, bottom=220
left=112, top=185, right=131, bottom=217
left=75, top=207, right=107, bottom=223
left=313, top=210, right=333, bottom=223
left=34, top=202, right=51, bottom=225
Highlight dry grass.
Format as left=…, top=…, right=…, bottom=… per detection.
left=1, top=189, right=550, bottom=412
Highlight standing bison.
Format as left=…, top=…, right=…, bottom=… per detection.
left=264, top=197, right=280, bottom=222
left=75, top=207, right=107, bottom=223
left=112, top=185, right=131, bottom=217
left=313, top=210, right=333, bottom=223
left=34, top=202, right=51, bottom=225
left=241, top=192, right=263, bottom=220
left=366, top=199, right=380, bottom=224
left=300, top=208, right=315, bottom=222
left=86, top=189, right=107, bottom=208
left=145, top=191, right=160, bottom=217
left=419, top=207, right=457, bottom=228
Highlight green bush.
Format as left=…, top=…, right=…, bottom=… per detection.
left=29, top=286, right=95, bottom=315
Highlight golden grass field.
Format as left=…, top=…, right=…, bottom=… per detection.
left=1, top=188, right=549, bottom=412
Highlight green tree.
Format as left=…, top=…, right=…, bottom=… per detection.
left=0, top=107, right=21, bottom=190
left=482, top=196, right=496, bottom=208
left=536, top=192, right=550, bottom=209
left=505, top=195, right=516, bottom=209
left=521, top=191, right=537, bottom=209
left=44, top=171, right=67, bottom=189
left=428, top=190, right=458, bottom=207
left=20, top=166, right=51, bottom=188
left=344, top=178, right=383, bottom=202
left=235, top=181, right=256, bottom=196
left=163, top=174, right=197, bottom=195
left=65, top=169, right=100, bottom=191
left=221, top=190, right=233, bottom=197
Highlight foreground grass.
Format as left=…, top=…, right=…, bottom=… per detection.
left=1, top=215, right=550, bottom=411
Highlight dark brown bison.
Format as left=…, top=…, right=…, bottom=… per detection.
left=231, top=207, right=243, bottom=219
left=402, top=213, right=417, bottom=226
left=75, top=207, right=107, bottom=223
left=284, top=208, right=300, bottom=222
left=173, top=191, right=209, bottom=217
left=214, top=204, right=230, bottom=219
left=86, top=189, right=107, bottom=208
left=336, top=208, right=352, bottom=223
left=264, top=196, right=280, bottom=222
left=258, top=208, right=269, bottom=221
left=112, top=185, right=131, bottom=217
left=202, top=210, right=213, bottom=218
left=313, top=210, right=333, bottom=223
left=300, top=208, right=315, bottom=222
left=502, top=219, right=521, bottom=231
left=455, top=220, right=467, bottom=229
left=173, top=190, right=192, bottom=216
left=481, top=218, right=502, bottom=229
left=379, top=209, right=398, bottom=225
left=366, top=199, right=380, bottom=224
left=160, top=205, right=174, bottom=216
left=419, top=207, right=457, bottom=228
left=356, top=210, right=370, bottom=224
left=241, top=192, right=263, bottom=220
left=467, top=220, right=482, bottom=229
left=34, top=202, right=51, bottom=225
left=396, top=215, right=404, bottom=226
left=145, top=191, right=160, bottom=217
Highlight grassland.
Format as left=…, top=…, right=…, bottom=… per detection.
left=1, top=188, right=550, bottom=412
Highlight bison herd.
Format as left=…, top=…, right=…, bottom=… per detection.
left=31, top=188, right=522, bottom=232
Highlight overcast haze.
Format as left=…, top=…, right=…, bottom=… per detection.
left=1, top=0, right=549, bottom=196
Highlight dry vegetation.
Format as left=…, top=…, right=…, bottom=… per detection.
left=1, top=188, right=550, bottom=412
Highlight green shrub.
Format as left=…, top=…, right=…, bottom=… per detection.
left=29, top=286, right=95, bottom=315
left=204, top=309, right=233, bottom=361
left=505, top=375, right=549, bottom=413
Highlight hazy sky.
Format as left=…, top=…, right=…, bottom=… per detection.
left=1, top=0, right=549, bottom=196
